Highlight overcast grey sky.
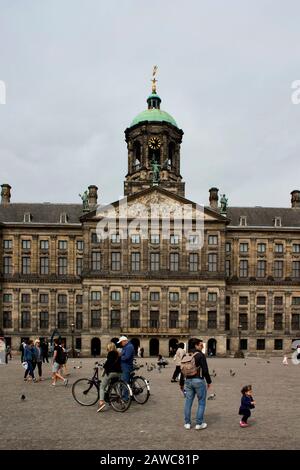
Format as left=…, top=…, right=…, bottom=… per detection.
left=0, top=0, right=300, bottom=208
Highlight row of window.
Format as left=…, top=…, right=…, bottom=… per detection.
left=3, top=239, right=84, bottom=251
left=226, top=242, right=300, bottom=253
left=236, top=338, right=284, bottom=350
left=234, top=295, right=300, bottom=305
left=3, top=256, right=83, bottom=276
left=233, top=260, right=300, bottom=278
left=91, top=233, right=204, bottom=245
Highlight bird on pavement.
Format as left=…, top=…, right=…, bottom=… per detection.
left=20, top=394, right=26, bottom=401
left=229, top=369, right=236, bottom=376
left=244, top=362, right=247, bottom=366
left=207, top=393, right=216, bottom=400
left=211, top=370, right=216, bottom=377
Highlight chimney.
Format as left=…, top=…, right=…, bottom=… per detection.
left=209, top=187, right=219, bottom=210
left=291, top=190, right=300, bottom=208
left=1, top=184, right=11, bottom=204
left=88, top=185, right=98, bottom=206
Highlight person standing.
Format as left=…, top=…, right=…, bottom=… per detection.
left=117, top=336, right=135, bottom=384
left=180, top=338, right=212, bottom=430
left=41, top=340, right=49, bottom=363
left=33, top=339, right=43, bottom=381
left=97, top=342, right=122, bottom=412
left=24, top=340, right=36, bottom=382
left=171, top=343, right=185, bottom=382
left=239, top=385, right=256, bottom=427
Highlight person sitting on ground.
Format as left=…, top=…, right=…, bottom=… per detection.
left=157, top=354, right=168, bottom=368
left=97, top=342, right=122, bottom=412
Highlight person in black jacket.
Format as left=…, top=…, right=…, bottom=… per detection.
left=97, top=342, right=122, bottom=412
left=180, top=338, right=212, bottom=430
left=239, top=385, right=255, bottom=427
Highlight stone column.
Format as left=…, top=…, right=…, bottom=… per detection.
left=200, top=287, right=206, bottom=332
left=69, top=235, right=75, bottom=276
left=50, top=235, right=57, bottom=275
left=284, top=291, right=291, bottom=334
left=141, top=285, right=148, bottom=329
left=161, top=287, right=168, bottom=330
left=218, top=287, right=226, bottom=331
left=50, top=289, right=57, bottom=330
left=121, top=286, right=129, bottom=331
left=12, top=288, right=20, bottom=332
left=232, top=237, right=239, bottom=277
left=249, top=291, right=256, bottom=333
left=68, top=289, right=75, bottom=328
left=82, top=227, right=90, bottom=273
left=82, top=286, right=89, bottom=331
left=32, top=235, right=38, bottom=274
left=181, top=287, right=188, bottom=330
left=13, top=234, right=20, bottom=274
left=31, top=288, right=39, bottom=333
left=267, top=290, right=273, bottom=334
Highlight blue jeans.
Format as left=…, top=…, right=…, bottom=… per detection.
left=184, top=378, right=207, bottom=425
left=121, top=364, right=132, bottom=384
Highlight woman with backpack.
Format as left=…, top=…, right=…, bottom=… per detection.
left=51, top=339, right=68, bottom=386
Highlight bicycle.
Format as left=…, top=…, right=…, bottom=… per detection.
left=72, top=363, right=132, bottom=412
left=129, top=363, right=150, bottom=404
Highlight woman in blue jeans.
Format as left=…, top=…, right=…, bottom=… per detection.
left=180, top=338, right=212, bottom=430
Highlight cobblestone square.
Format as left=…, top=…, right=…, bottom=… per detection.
left=0, top=356, right=299, bottom=450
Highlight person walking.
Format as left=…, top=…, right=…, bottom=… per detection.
left=33, top=339, right=43, bottom=381
left=239, top=385, right=256, bottom=427
left=97, top=342, right=122, bottom=412
left=51, top=339, right=68, bottom=386
left=171, top=343, right=185, bottom=382
left=41, top=340, right=49, bottom=363
left=180, top=338, right=212, bottom=430
left=23, top=340, right=36, bottom=382
left=117, top=336, right=135, bottom=384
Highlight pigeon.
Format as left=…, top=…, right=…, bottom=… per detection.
left=244, top=363, right=247, bottom=366
left=211, top=370, right=217, bottom=377
left=230, top=369, right=236, bottom=377
left=20, top=394, right=26, bottom=401
left=207, top=393, right=216, bottom=400
left=147, top=365, right=153, bottom=372
left=267, top=360, right=271, bottom=364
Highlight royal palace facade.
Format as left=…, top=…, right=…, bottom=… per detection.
left=1, top=78, right=300, bottom=357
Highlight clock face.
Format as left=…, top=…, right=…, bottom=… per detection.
left=148, top=136, right=161, bottom=150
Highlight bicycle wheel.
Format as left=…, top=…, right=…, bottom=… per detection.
left=131, top=376, right=150, bottom=404
left=108, top=380, right=132, bottom=412
left=72, top=378, right=99, bottom=406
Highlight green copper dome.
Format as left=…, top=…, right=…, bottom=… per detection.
left=130, top=108, right=178, bottom=128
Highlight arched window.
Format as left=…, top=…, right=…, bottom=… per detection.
left=168, top=142, right=175, bottom=168
left=133, top=141, right=141, bottom=171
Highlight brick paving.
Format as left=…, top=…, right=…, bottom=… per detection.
left=0, top=356, right=299, bottom=450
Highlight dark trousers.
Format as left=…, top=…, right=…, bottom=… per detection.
left=42, top=354, right=49, bottom=363
left=24, top=361, right=35, bottom=379
left=241, top=409, right=251, bottom=423
left=172, top=365, right=181, bottom=380
left=33, top=361, right=42, bottom=377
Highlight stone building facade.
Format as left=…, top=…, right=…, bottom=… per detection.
left=1, top=83, right=300, bottom=357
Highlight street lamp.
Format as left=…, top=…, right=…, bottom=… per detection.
left=70, top=322, right=75, bottom=358
left=234, top=323, right=244, bottom=358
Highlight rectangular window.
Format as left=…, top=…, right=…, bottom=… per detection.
left=274, top=339, right=283, bottom=350
left=111, top=252, right=121, bottom=271
left=274, top=260, right=283, bottom=278
left=292, top=261, right=300, bottom=278
left=239, top=260, right=248, bottom=277
left=3, top=293, right=12, bottom=303
left=22, top=257, right=31, bottom=274
left=208, top=235, right=218, bottom=245
left=150, top=292, right=160, bottom=301
left=58, top=240, right=67, bottom=250
left=58, top=257, right=67, bottom=275
left=189, top=292, right=198, bottom=302
left=240, top=243, right=248, bottom=253
left=150, top=234, right=160, bottom=244
left=22, top=240, right=31, bottom=250
left=3, top=256, right=12, bottom=274
left=189, top=253, right=198, bottom=272
left=21, top=293, right=31, bottom=303
left=131, top=234, right=140, bottom=244
left=170, top=253, right=179, bottom=271
left=257, top=243, right=266, bottom=253
left=274, top=313, right=283, bottom=330
left=170, top=234, right=179, bottom=245
left=111, top=310, right=120, bottom=328
left=76, top=312, right=82, bottom=330
left=208, top=292, right=217, bottom=302
left=39, top=311, right=49, bottom=329
left=292, top=314, right=300, bottom=330
left=275, top=243, right=284, bottom=253
left=40, top=294, right=49, bottom=304
left=150, top=253, right=160, bottom=271
left=131, top=291, right=140, bottom=302
left=169, top=311, right=179, bottom=328
left=40, top=257, right=49, bottom=275
left=111, top=291, right=121, bottom=301
left=240, top=339, right=248, bottom=350
left=91, top=310, right=101, bottom=328
left=58, top=294, right=67, bottom=304
left=131, top=252, right=140, bottom=271
left=293, top=244, right=300, bottom=253
left=21, top=311, right=31, bottom=328
left=58, top=312, right=67, bottom=329
left=225, top=260, right=231, bottom=277
left=40, top=240, right=49, bottom=250
left=188, top=311, right=198, bottom=329
left=208, top=253, right=217, bottom=272
left=169, top=292, right=179, bottom=302
left=91, top=291, right=101, bottom=301
left=292, top=297, right=300, bottom=305
left=226, top=296, right=231, bottom=305
left=239, top=313, right=248, bottom=330
left=274, top=296, right=283, bottom=305
left=225, top=313, right=230, bottom=331
left=91, top=232, right=99, bottom=244
left=257, top=260, right=266, bottom=278
left=92, top=252, right=101, bottom=271
left=256, top=314, right=265, bottom=330
left=150, top=311, right=159, bottom=328
left=257, top=339, right=265, bottom=350
left=3, top=239, right=12, bottom=249
left=207, top=311, right=217, bottom=329
left=225, top=242, right=231, bottom=253
left=130, top=310, right=140, bottom=328
left=239, top=296, right=248, bottom=305
left=111, top=233, right=120, bottom=244
left=76, top=258, right=83, bottom=276
left=76, top=295, right=83, bottom=305
left=76, top=240, right=84, bottom=251
left=257, top=296, right=266, bottom=305
left=3, top=311, right=12, bottom=328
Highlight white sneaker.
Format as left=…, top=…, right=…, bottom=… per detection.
left=184, top=424, right=191, bottom=429
left=195, top=423, right=207, bottom=430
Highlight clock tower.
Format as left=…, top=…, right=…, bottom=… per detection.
left=124, top=69, right=185, bottom=197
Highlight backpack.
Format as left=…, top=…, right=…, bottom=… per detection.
left=180, top=352, right=200, bottom=377
left=56, top=345, right=67, bottom=365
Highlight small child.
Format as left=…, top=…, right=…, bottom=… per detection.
left=239, top=385, right=255, bottom=427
